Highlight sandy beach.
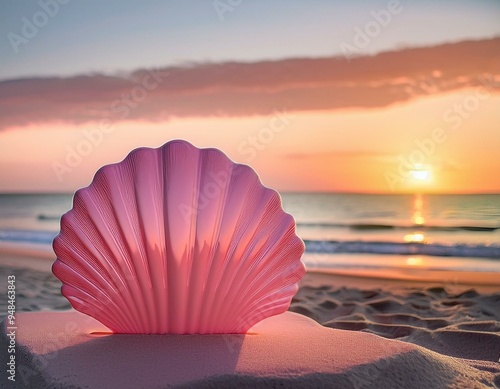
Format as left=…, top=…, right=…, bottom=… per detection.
left=293, top=272, right=500, bottom=362
left=1, top=249, right=499, bottom=388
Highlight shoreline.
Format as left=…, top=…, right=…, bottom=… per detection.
left=1, top=243, right=499, bottom=290
left=305, top=268, right=500, bottom=294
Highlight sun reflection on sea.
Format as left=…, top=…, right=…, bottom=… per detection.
left=405, top=194, right=427, bottom=243
left=406, top=257, right=423, bottom=266
left=412, top=213, right=425, bottom=225
left=404, top=232, right=425, bottom=243
left=411, top=194, right=425, bottom=226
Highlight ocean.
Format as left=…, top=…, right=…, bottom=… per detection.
left=0, top=193, right=499, bottom=278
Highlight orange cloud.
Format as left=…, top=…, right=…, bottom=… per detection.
left=1, top=38, right=499, bottom=130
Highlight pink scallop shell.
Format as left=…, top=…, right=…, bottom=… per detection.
left=52, top=140, right=305, bottom=334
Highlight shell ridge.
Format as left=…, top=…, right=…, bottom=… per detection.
left=197, top=166, right=249, bottom=331
left=57, top=263, right=139, bottom=332
left=84, top=198, right=145, bottom=331
left=218, top=205, right=302, bottom=327
left=64, top=285, right=135, bottom=332
left=234, top=259, right=305, bottom=329
left=101, top=166, right=155, bottom=331
left=163, top=145, right=176, bottom=333
left=105, top=163, right=152, bottom=331
left=230, top=274, right=302, bottom=331
left=54, top=240, right=120, bottom=302
left=240, top=215, right=297, bottom=280
left=66, top=288, right=138, bottom=333
left=182, top=148, right=205, bottom=333
left=237, top=290, right=297, bottom=331
left=197, top=154, right=234, bottom=333
left=234, top=206, right=295, bottom=284
left=149, top=148, right=168, bottom=333
left=200, top=173, right=259, bottom=329
left=70, top=195, right=132, bottom=295
left=220, top=186, right=275, bottom=286
left=181, top=144, right=204, bottom=332
left=75, top=187, right=125, bottom=276
left=164, top=141, right=200, bottom=332
left=56, top=193, right=142, bottom=326
left=197, top=165, right=263, bottom=331
left=96, top=170, right=139, bottom=279
left=130, top=150, right=161, bottom=332
left=81, top=225, right=141, bottom=327
left=213, top=182, right=272, bottom=329
left=161, top=145, right=171, bottom=332
left=237, top=260, right=303, bottom=316
left=232, top=234, right=305, bottom=313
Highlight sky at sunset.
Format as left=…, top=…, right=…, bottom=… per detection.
left=1, top=0, right=499, bottom=194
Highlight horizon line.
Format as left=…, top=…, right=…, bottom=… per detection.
left=1, top=191, right=499, bottom=196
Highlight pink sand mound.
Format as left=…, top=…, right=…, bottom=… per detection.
left=1, top=311, right=497, bottom=388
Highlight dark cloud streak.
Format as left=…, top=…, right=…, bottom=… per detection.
left=1, top=38, right=499, bottom=130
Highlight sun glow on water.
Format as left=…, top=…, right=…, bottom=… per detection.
left=404, top=232, right=425, bottom=243
left=412, top=213, right=425, bottom=225
left=411, top=194, right=426, bottom=225
left=406, top=257, right=423, bottom=266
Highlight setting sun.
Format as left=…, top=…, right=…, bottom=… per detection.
left=409, top=164, right=432, bottom=182
left=410, top=170, right=430, bottom=181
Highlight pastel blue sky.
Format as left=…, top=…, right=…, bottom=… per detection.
left=1, top=0, right=500, bottom=80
